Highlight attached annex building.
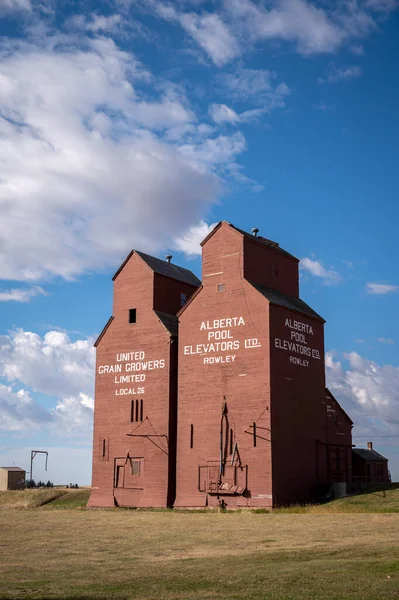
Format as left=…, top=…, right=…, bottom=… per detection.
left=88, top=222, right=387, bottom=509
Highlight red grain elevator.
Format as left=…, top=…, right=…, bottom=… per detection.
left=89, top=222, right=353, bottom=509
left=175, top=221, right=349, bottom=508
left=88, top=250, right=200, bottom=508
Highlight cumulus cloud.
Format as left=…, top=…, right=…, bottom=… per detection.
left=0, top=286, right=46, bottom=302
left=0, top=384, right=51, bottom=432
left=366, top=283, right=399, bottom=295
left=318, top=62, right=362, bottom=84
left=0, top=0, right=31, bottom=12
left=300, top=257, right=341, bottom=285
left=227, top=0, right=345, bottom=55
left=152, top=0, right=397, bottom=63
left=0, top=33, right=249, bottom=283
left=0, top=330, right=95, bottom=437
left=0, top=330, right=95, bottom=398
left=209, top=103, right=268, bottom=124
left=365, top=0, right=398, bottom=10
left=174, top=220, right=217, bottom=256
left=209, top=104, right=240, bottom=124
left=219, top=68, right=291, bottom=106
left=178, top=131, right=246, bottom=167
left=156, top=4, right=240, bottom=65
left=209, top=91, right=289, bottom=125
left=326, top=350, right=399, bottom=437
left=69, top=13, right=124, bottom=33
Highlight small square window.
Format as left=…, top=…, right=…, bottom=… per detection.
left=131, top=460, right=141, bottom=476
left=129, top=308, right=137, bottom=324
left=217, top=283, right=226, bottom=293
left=180, top=292, right=187, bottom=307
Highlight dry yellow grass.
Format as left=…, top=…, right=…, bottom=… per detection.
left=0, top=488, right=64, bottom=509
left=0, top=509, right=398, bottom=599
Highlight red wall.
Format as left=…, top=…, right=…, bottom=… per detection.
left=153, top=273, right=198, bottom=316
left=176, top=224, right=273, bottom=508
left=244, top=237, right=299, bottom=297
left=269, top=305, right=327, bottom=505
left=89, top=225, right=355, bottom=509
left=89, top=254, right=180, bottom=508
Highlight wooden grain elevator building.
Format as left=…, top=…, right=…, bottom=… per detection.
left=89, top=222, right=355, bottom=509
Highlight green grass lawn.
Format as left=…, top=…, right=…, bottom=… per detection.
left=0, top=506, right=398, bottom=599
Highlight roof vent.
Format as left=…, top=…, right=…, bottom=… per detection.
left=165, top=255, right=172, bottom=264
left=252, top=228, right=259, bottom=237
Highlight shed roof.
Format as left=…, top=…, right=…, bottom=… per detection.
left=155, top=311, right=178, bottom=337
left=325, top=388, right=353, bottom=425
left=201, top=221, right=298, bottom=262
left=0, top=467, right=25, bottom=472
left=352, top=448, right=388, bottom=462
left=113, top=250, right=200, bottom=287
left=248, top=281, right=325, bottom=322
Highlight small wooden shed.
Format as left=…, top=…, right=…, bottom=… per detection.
left=0, top=467, right=26, bottom=490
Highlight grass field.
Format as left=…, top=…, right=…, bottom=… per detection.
left=0, top=488, right=398, bottom=600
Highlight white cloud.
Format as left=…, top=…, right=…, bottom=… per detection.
left=152, top=0, right=397, bottom=62
left=365, top=0, right=398, bottom=11
left=226, top=0, right=345, bottom=55
left=0, top=33, right=248, bottom=283
left=87, top=14, right=123, bottom=33
left=179, top=12, right=240, bottom=66
left=366, top=283, right=399, bottom=295
left=0, top=330, right=95, bottom=399
left=220, top=68, right=291, bottom=107
left=0, top=0, right=31, bottom=11
left=0, top=286, right=46, bottom=302
left=209, top=103, right=239, bottom=124
left=0, top=384, right=52, bottom=432
left=300, top=257, right=341, bottom=285
left=178, top=131, right=246, bottom=168
left=318, top=62, right=362, bottom=84
left=209, top=103, right=271, bottom=125
left=0, top=329, right=95, bottom=437
left=156, top=4, right=240, bottom=65
left=174, top=220, right=217, bottom=256
left=209, top=96, right=289, bottom=125
left=377, top=337, right=395, bottom=344
left=326, top=350, right=399, bottom=435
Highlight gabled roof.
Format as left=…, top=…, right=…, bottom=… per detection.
left=325, top=388, right=353, bottom=425
left=201, top=221, right=298, bottom=262
left=352, top=448, right=388, bottom=462
left=155, top=311, right=178, bottom=337
left=0, top=467, right=25, bottom=471
left=248, top=281, right=325, bottom=322
left=112, top=250, right=200, bottom=287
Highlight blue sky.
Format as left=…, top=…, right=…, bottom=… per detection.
left=0, top=0, right=398, bottom=484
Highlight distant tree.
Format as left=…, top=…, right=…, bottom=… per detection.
left=45, top=481, right=54, bottom=488
left=26, top=479, right=36, bottom=488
